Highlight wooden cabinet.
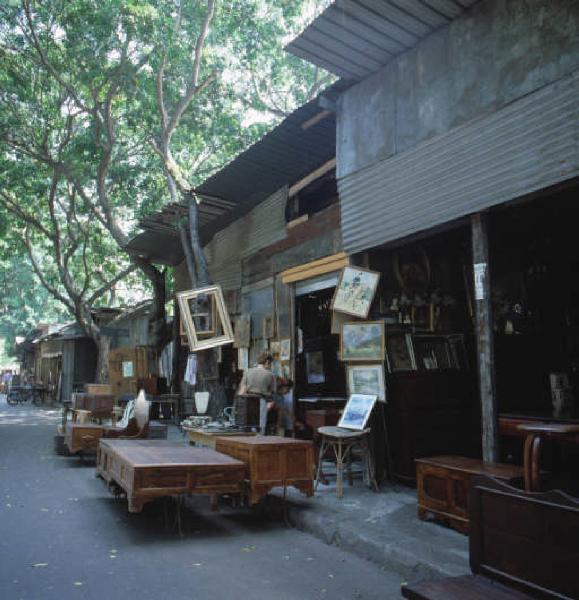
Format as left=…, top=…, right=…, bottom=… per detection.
left=215, top=436, right=315, bottom=505
left=385, top=371, right=480, bottom=482
left=416, top=455, right=523, bottom=533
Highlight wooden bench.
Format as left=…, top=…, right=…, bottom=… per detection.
left=415, top=456, right=523, bottom=533
left=402, top=475, right=579, bottom=600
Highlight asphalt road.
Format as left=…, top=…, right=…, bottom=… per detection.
left=0, top=398, right=404, bottom=600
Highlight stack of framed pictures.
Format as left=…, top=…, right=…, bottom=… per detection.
left=331, top=266, right=387, bottom=403
left=384, top=332, right=467, bottom=373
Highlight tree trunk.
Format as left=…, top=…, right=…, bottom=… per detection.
left=94, top=335, right=111, bottom=384
left=133, top=256, right=169, bottom=352
left=178, top=193, right=226, bottom=418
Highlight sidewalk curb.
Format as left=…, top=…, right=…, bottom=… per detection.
left=269, top=494, right=469, bottom=584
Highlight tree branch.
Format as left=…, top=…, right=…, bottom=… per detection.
left=88, top=263, right=138, bottom=306
left=22, top=0, right=90, bottom=114
left=23, top=227, right=74, bottom=313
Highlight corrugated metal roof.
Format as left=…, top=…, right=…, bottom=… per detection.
left=339, top=71, right=579, bottom=253
left=126, top=84, right=343, bottom=265
left=286, top=0, right=481, bottom=81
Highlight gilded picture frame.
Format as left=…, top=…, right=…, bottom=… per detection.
left=177, top=285, right=234, bottom=351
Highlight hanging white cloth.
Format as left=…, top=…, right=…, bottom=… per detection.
left=184, top=353, right=197, bottom=386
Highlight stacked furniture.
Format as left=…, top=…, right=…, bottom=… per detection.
left=402, top=476, right=579, bottom=600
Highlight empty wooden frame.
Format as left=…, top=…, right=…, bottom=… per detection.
left=177, top=285, right=234, bottom=351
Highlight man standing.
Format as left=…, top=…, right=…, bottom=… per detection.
left=238, top=353, right=275, bottom=434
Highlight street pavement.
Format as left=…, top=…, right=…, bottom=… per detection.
left=0, top=398, right=405, bottom=600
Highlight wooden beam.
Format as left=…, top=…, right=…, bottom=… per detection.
left=280, top=251, right=348, bottom=284
left=301, top=109, right=331, bottom=130
left=289, top=158, right=336, bottom=197
left=471, top=212, right=498, bottom=462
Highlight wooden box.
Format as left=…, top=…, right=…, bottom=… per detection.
left=215, top=435, right=315, bottom=505
left=85, top=383, right=112, bottom=395
left=66, top=423, right=106, bottom=454
left=96, top=440, right=245, bottom=513
left=416, top=455, right=523, bottom=533
left=73, top=393, right=114, bottom=413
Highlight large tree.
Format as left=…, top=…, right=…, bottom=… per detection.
left=0, top=0, right=329, bottom=384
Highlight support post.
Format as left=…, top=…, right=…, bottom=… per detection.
left=471, top=213, right=498, bottom=462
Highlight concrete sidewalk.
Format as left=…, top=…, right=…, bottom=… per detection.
left=270, top=477, right=470, bottom=585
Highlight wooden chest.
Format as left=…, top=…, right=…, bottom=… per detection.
left=215, top=435, right=315, bottom=505
left=65, top=423, right=106, bottom=454
left=96, top=439, right=245, bottom=513
left=416, top=455, right=523, bottom=533
left=73, top=393, right=114, bottom=412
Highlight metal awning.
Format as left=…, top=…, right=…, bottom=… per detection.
left=286, top=0, right=481, bottom=81
left=126, top=83, right=345, bottom=265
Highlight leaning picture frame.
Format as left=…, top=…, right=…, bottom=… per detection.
left=338, top=394, right=377, bottom=430
left=385, top=332, right=416, bottom=372
left=177, top=285, right=234, bottom=351
left=340, top=321, right=385, bottom=362
left=331, top=266, right=381, bottom=319
left=347, top=364, right=386, bottom=403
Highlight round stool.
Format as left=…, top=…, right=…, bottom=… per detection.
left=315, top=426, right=378, bottom=498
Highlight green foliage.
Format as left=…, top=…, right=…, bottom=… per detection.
left=0, top=0, right=330, bottom=340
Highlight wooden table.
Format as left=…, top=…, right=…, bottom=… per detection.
left=518, top=422, right=579, bottom=491
left=96, top=439, right=245, bottom=513
left=215, top=436, right=315, bottom=505
left=183, top=427, right=256, bottom=449
left=415, top=456, right=523, bottom=533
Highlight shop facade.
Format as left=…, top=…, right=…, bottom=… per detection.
left=287, top=0, right=579, bottom=467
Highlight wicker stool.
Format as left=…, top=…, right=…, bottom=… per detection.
left=315, top=426, right=378, bottom=498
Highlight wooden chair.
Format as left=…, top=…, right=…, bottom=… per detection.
left=65, top=390, right=150, bottom=455
left=315, top=426, right=378, bottom=498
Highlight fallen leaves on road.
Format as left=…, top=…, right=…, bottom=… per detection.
left=73, top=581, right=83, bottom=586
left=241, top=545, right=256, bottom=553
left=32, top=563, right=48, bottom=568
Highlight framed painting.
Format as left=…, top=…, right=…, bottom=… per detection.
left=305, top=351, right=325, bottom=384
left=280, top=338, right=291, bottom=361
left=331, top=266, right=381, bottom=319
left=385, top=332, right=416, bottom=372
left=347, top=364, right=386, bottom=402
left=177, top=285, right=234, bottom=351
left=340, top=321, right=385, bottom=362
left=413, top=335, right=452, bottom=370
left=233, top=314, right=251, bottom=349
left=338, top=394, right=377, bottom=430
left=263, top=314, right=275, bottom=340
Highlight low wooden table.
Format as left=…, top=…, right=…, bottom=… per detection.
left=415, top=456, right=523, bottom=533
left=215, top=436, right=315, bottom=505
left=518, top=422, right=579, bottom=491
left=96, top=439, right=245, bottom=513
left=183, top=427, right=256, bottom=449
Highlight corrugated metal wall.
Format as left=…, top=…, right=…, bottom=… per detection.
left=61, top=341, right=75, bottom=402
left=339, top=71, right=579, bottom=254
left=204, top=186, right=288, bottom=289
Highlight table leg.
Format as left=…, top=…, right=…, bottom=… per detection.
left=523, top=433, right=542, bottom=492
left=336, top=440, right=344, bottom=499
left=315, top=437, right=328, bottom=490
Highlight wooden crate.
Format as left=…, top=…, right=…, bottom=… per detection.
left=96, top=439, right=246, bottom=513
left=215, top=435, right=315, bottom=505
left=415, top=455, right=523, bottom=533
